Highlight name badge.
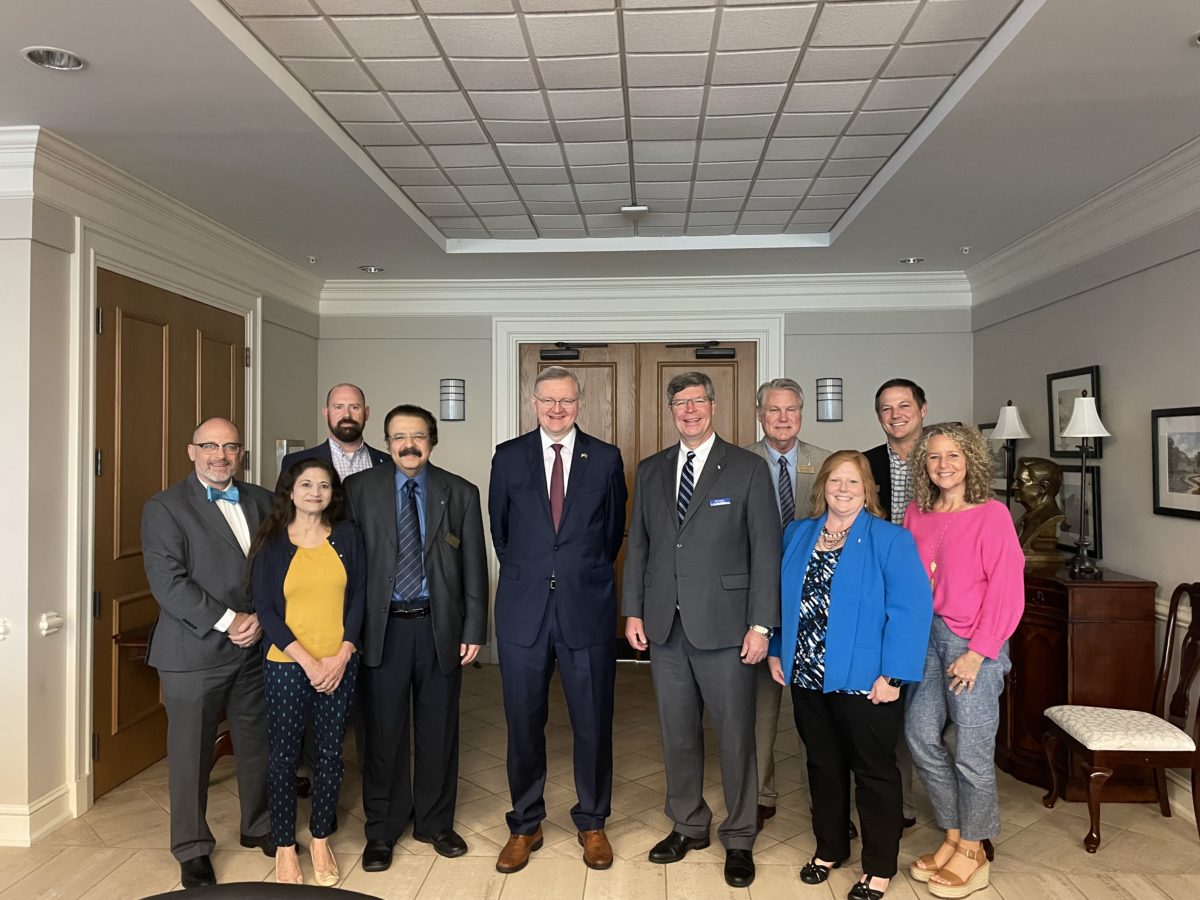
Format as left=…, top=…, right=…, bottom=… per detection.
left=709, top=497, right=732, bottom=507
left=796, top=464, right=816, bottom=474
left=444, top=533, right=461, bottom=548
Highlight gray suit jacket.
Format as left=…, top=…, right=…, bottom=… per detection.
left=744, top=437, right=832, bottom=521
left=344, top=462, right=488, bottom=674
left=621, top=437, right=782, bottom=649
left=142, top=475, right=273, bottom=672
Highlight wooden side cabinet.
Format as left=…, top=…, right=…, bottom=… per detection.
left=996, top=568, right=1158, bottom=802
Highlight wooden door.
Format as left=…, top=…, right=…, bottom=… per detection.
left=92, top=268, right=246, bottom=797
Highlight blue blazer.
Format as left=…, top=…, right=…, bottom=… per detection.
left=275, top=439, right=390, bottom=492
left=768, top=511, right=932, bottom=692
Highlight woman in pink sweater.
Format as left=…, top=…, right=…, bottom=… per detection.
left=902, top=423, right=1024, bottom=900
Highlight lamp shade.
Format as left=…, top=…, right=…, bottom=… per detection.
left=1062, top=395, right=1110, bottom=438
left=991, top=402, right=1030, bottom=440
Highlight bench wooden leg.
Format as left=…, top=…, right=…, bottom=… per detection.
left=1154, top=768, right=1172, bottom=817
left=1041, top=731, right=1062, bottom=809
left=1084, top=766, right=1113, bottom=853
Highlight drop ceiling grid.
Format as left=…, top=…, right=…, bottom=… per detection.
left=225, top=0, right=1025, bottom=244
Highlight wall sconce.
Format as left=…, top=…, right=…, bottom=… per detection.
left=989, top=400, right=1030, bottom=507
left=440, top=378, right=465, bottom=421
left=816, top=377, right=843, bottom=422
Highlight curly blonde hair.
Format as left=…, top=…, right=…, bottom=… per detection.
left=910, top=423, right=993, bottom=511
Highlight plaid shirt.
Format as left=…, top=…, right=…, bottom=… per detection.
left=327, top=437, right=374, bottom=482
left=887, top=442, right=912, bottom=525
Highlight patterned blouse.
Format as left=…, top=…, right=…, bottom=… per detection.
left=790, top=545, right=844, bottom=691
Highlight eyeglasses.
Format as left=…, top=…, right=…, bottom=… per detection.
left=533, top=396, right=578, bottom=409
left=668, top=398, right=712, bottom=410
left=191, top=442, right=243, bottom=454
left=387, top=432, right=429, bottom=443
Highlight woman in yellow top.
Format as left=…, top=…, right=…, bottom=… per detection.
left=250, top=459, right=365, bottom=886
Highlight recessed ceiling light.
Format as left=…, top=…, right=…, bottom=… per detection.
left=22, top=46, right=85, bottom=71
left=358, top=265, right=385, bottom=273
left=899, top=257, right=925, bottom=265
left=306, top=256, right=318, bottom=264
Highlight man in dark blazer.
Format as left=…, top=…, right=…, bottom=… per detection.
left=343, top=404, right=488, bottom=873
left=488, top=366, right=627, bottom=873
left=623, top=372, right=781, bottom=889
left=141, top=417, right=276, bottom=889
left=276, top=383, right=389, bottom=490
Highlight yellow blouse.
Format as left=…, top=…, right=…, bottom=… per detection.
left=266, top=541, right=347, bottom=663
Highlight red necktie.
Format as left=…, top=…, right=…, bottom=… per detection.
left=550, top=443, right=565, bottom=532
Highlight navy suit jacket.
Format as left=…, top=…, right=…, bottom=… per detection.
left=276, top=438, right=390, bottom=492
left=488, top=428, right=627, bottom=650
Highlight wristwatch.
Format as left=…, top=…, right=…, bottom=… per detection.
left=885, top=677, right=903, bottom=688
left=750, top=624, right=774, bottom=639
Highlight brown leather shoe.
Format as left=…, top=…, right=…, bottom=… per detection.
left=496, top=827, right=543, bottom=873
left=578, top=829, right=613, bottom=870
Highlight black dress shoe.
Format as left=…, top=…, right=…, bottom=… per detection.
left=362, top=838, right=395, bottom=872
left=724, top=849, right=755, bottom=888
left=239, top=833, right=276, bottom=857
left=756, top=804, right=776, bottom=831
left=849, top=819, right=859, bottom=840
left=414, top=829, right=468, bottom=859
left=179, top=855, right=216, bottom=889
left=648, top=830, right=710, bottom=863
left=799, top=856, right=843, bottom=885
left=900, top=816, right=916, bottom=831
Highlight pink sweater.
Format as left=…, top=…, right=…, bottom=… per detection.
left=903, top=499, right=1025, bottom=659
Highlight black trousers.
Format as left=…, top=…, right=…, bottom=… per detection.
left=360, top=614, right=461, bottom=842
left=791, top=687, right=904, bottom=878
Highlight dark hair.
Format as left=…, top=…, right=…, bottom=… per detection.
left=383, top=404, right=438, bottom=447
left=247, top=458, right=344, bottom=563
left=666, top=371, right=715, bottom=403
left=873, top=378, right=927, bottom=414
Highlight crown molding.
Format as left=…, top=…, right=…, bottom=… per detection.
left=320, top=272, right=971, bottom=317
left=969, top=133, right=1200, bottom=308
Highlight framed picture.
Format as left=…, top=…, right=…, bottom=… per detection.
left=978, top=421, right=1008, bottom=496
left=1057, top=466, right=1102, bottom=558
left=1047, top=366, right=1102, bottom=459
left=1151, top=407, right=1200, bottom=519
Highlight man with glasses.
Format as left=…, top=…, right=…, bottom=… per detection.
left=623, top=372, right=781, bottom=888
left=142, top=417, right=276, bottom=888
left=488, top=366, right=627, bottom=873
left=342, top=404, right=488, bottom=873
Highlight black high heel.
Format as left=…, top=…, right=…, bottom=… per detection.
left=800, top=856, right=845, bottom=885
left=848, top=875, right=887, bottom=900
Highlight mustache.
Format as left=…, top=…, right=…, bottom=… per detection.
left=397, top=447, right=423, bottom=457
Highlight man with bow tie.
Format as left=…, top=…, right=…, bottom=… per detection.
left=142, top=417, right=275, bottom=889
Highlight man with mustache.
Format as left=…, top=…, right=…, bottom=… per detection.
left=277, top=383, right=389, bottom=489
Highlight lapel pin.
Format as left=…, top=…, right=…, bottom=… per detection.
left=580, top=452, right=588, bottom=459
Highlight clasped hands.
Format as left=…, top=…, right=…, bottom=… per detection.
left=227, top=611, right=261, bottom=648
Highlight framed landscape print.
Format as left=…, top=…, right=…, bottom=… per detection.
left=1152, top=407, right=1200, bottom=519
left=1047, top=366, right=1102, bottom=459
left=1057, top=466, right=1102, bottom=558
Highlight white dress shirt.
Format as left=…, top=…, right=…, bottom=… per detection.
left=541, top=426, right=577, bottom=493
left=675, top=432, right=717, bottom=495
left=198, top=474, right=250, bottom=633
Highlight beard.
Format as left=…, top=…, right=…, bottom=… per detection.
left=331, top=419, right=363, bottom=443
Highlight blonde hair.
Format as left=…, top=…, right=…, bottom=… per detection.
left=910, top=423, right=993, bottom=511
left=809, top=450, right=885, bottom=519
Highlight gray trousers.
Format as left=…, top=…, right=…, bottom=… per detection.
left=651, top=615, right=758, bottom=850
left=905, top=616, right=1010, bottom=841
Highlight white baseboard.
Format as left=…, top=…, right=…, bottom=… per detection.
left=0, top=785, right=72, bottom=847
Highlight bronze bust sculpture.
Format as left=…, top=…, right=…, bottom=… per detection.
left=1014, top=456, right=1066, bottom=567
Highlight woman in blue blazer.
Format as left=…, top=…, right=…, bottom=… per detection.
left=767, top=450, right=932, bottom=900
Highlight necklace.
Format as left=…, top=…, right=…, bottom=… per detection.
left=926, top=518, right=954, bottom=590
left=819, top=524, right=849, bottom=549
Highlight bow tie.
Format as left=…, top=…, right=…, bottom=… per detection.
left=206, top=485, right=240, bottom=504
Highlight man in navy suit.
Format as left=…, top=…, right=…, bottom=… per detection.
left=276, top=383, right=389, bottom=490
left=488, top=366, right=627, bottom=873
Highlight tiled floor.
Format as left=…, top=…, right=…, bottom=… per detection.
left=6, top=664, right=1200, bottom=898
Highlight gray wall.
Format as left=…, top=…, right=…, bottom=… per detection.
left=259, top=299, right=320, bottom=488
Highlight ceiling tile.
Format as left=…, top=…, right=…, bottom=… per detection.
left=624, top=9, right=716, bottom=54
left=245, top=17, right=347, bottom=58
left=429, top=144, right=502, bottom=167
left=736, top=224, right=785, bottom=233
left=702, top=115, right=775, bottom=139
left=631, top=117, right=700, bottom=140
left=689, top=211, right=738, bottom=225
left=450, top=58, right=538, bottom=90
left=555, top=119, right=626, bottom=141
left=331, top=16, right=437, bottom=58
left=636, top=181, right=691, bottom=199
left=706, top=84, right=787, bottom=115
left=431, top=216, right=483, bottom=228
left=589, top=226, right=636, bottom=237
left=496, top=143, right=565, bottom=166
left=712, top=49, right=802, bottom=85
left=834, top=133, right=905, bottom=157
left=342, top=122, right=417, bottom=144
left=796, top=46, right=890, bottom=82
left=811, top=1, right=920, bottom=47
left=410, top=121, right=488, bottom=144
left=483, top=120, right=557, bottom=142
left=846, top=108, right=924, bottom=135
left=758, top=160, right=822, bottom=179
left=459, top=184, right=519, bottom=202
left=751, top=178, right=812, bottom=195
left=693, top=180, right=750, bottom=198
left=696, top=161, right=758, bottom=180
left=686, top=225, right=734, bottom=236
left=486, top=229, right=539, bottom=238
left=365, top=59, right=457, bottom=91
left=284, top=58, right=373, bottom=91
left=387, top=91, right=474, bottom=121
left=641, top=212, right=686, bottom=226
left=533, top=214, right=586, bottom=228
left=626, top=54, right=709, bottom=88
left=786, top=218, right=838, bottom=229
left=740, top=209, right=791, bottom=225
left=638, top=226, right=685, bottom=236
left=820, top=157, right=885, bottom=177
left=418, top=201, right=475, bottom=217
left=643, top=198, right=688, bottom=212
left=690, top=197, right=742, bottom=212
left=509, top=166, right=572, bottom=183
left=585, top=213, right=630, bottom=228
left=536, top=229, right=588, bottom=238
left=578, top=199, right=623, bottom=213
left=482, top=214, right=533, bottom=228
left=718, top=4, right=817, bottom=52
left=633, top=141, right=696, bottom=164
left=446, top=166, right=513, bottom=184
left=563, top=141, right=628, bottom=166
left=371, top=145, right=436, bottom=167
left=698, top=139, right=765, bottom=163
left=775, top=112, right=853, bottom=137
left=525, top=200, right=581, bottom=213
left=314, top=0, right=414, bottom=11
left=811, top=175, right=871, bottom=194
left=315, top=91, right=397, bottom=121
left=635, top=163, right=695, bottom=181
left=441, top=228, right=491, bottom=237
left=539, top=55, right=622, bottom=90
left=522, top=0, right=615, bottom=10
left=906, top=0, right=1018, bottom=43
left=785, top=80, right=870, bottom=113
left=546, top=89, right=625, bottom=120
left=624, top=0, right=714, bottom=7
left=885, top=39, right=981, bottom=78
left=468, top=91, right=548, bottom=119
left=470, top=200, right=528, bottom=215
left=765, top=136, right=837, bottom=160
left=800, top=193, right=855, bottom=209
left=420, top=0, right=514, bottom=12
left=384, top=167, right=449, bottom=185
left=573, top=163, right=630, bottom=183
left=230, top=0, right=317, bottom=13
left=628, top=87, right=705, bottom=117
left=525, top=12, right=620, bottom=57
left=863, top=76, right=952, bottom=110
left=518, top=184, right=577, bottom=200
left=428, top=15, right=527, bottom=58
left=745, top=197, right=799, bottom=211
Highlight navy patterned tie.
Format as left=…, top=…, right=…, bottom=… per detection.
left=677, top=450, right=695, bottom=525
left=394, top=480, right=424, bottom=603
left=778, top=456, right=795, bottom=527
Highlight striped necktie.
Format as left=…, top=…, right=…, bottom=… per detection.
left=778, top=456, right=795, bottom=527
left=394, top=480, right=424, bottom=603
left=677, top=450, right=695, bottom=525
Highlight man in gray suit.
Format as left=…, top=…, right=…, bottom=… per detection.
left=142, top=417, right=275, bottom=889
left=623, top=372, right=781, bottom=889
left=343, top=404, right=488, bottom=874
left=744, top=378, right=830, bottom=831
